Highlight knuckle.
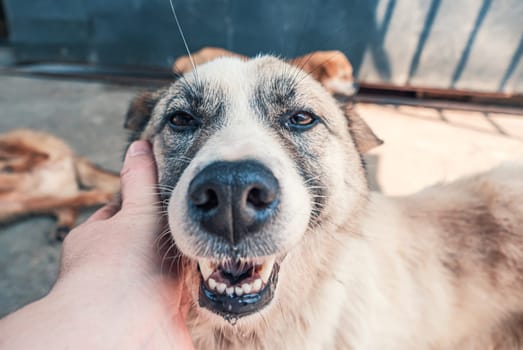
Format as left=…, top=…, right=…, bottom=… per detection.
left=120, top=162, right=153, bottom=183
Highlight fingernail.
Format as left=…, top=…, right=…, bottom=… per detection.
left=128, top=141, right=151, bottom=157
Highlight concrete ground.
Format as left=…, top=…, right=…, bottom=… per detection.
left=1, top=75, right=522, bottom=317
left=362, top=103, right=523, bottom=195
left=0, top=75, right=139, bottom=316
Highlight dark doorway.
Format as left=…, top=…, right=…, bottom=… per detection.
left=0, top=0, right=8, bottom=40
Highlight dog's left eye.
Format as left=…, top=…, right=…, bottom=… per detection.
left=285, top=111, right=318, bottom=130
left=168, top=111, right=200, bottom=130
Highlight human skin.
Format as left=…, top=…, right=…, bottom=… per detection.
left=0, top=141, right=194, bottom=350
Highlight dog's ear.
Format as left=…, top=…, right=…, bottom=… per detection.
left=344, top=104, right=383, bottom=153
left=289, top=50, right=358, bottom=96
left=124, top=89, right=164, bottom=132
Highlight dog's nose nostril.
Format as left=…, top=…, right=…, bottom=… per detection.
left=246, top=186, right=278, bottom=209
left=191, top=187, right=219, bottom=211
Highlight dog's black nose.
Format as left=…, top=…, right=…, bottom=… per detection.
left=188, top=161, right=280, bottom=245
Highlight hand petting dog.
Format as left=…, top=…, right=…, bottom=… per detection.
left=0, top=141, right=193, bottom=350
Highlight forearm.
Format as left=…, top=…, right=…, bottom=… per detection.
left=0, top=290, right=192, bottom=350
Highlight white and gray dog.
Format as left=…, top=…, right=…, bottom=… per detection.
left=124, top=55, right=523, bottom=349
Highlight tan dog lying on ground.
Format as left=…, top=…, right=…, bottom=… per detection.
left=126, top=53, right=523, bottom=349
left=0, top=129, right=119, bottom=239
left=174, top=47, right=358, bottom=96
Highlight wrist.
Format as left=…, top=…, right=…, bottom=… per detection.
left=47, top=282, right=183, bottom=348
left=1, top=286, right=189, bottom=350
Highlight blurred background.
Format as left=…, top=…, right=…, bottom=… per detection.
left=0, top=0, right=522, bottom=317
left=1, top=0, right=522, bottom=93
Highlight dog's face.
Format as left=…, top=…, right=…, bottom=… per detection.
left=125, top=55, right=380, bottom=327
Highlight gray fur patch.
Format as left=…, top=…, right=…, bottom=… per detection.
left=250, top=73, right=329, bottom=228
left=157, top=78, right=228, bottom=201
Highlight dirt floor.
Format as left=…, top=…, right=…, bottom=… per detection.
left=1, top=75, right=522, bottom=317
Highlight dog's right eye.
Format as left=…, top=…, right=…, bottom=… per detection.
left=168, top=111, right=200, bottom=130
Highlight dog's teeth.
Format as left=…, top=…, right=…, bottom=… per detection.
left=199, top=257, right=274, bottom=295
left=242, top=283, right=252, bottom=294
left=198, top=259, right=214, bottom=281
left=259, top=268, right=271, bottom=283
left=252, top=279, right=262, bottom=292
left=216, top=283, right=227, bottom=294
left=259, top=256, right=275, bottom=283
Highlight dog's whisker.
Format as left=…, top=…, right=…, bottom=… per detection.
left=289, top=51, right=318, bottom=89
left=168, top=252, right=183, bottom=275
left=150, top=200, right=165, bottom=207
left=153, top=183, right=176, bottom=189
left=255, top=310, right=271, bottom=333
left=148, top=188, right=169, bottom=194
left=163, top=156, right=192, bottom=163
left=154, top=227, right=171, bottom=243
left=168, top=0, right=200, bottom=84
left=276, top=299, right=291, bottom=326
left=295, top=52, right=343, bottom=87
left=160, top=241, right=178, bottom=275
left=303, top=175, right=322, bottom=184
left=154, top=229, right=172, bottom=251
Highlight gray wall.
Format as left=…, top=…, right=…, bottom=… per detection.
left=3, top=0, right=523, bottom=94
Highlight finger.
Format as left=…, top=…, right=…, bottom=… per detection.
left=120, top=140, right=158, bottom=212
left=85, top=196, right=122, bottom=223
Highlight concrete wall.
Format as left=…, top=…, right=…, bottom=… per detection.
left=3, top=0, right=523, bottom=94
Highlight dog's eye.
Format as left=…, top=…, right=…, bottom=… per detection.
left=168, top=112, right=200, bottom=130
left=286, top=111, right=318, bottom=130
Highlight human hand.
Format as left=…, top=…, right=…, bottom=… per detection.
left=0, top=141, right=193, bottom=350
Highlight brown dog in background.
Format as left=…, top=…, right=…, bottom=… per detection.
left=173, top=47, right=359, bottom=96
left=0, top=129, right=119, bottom=239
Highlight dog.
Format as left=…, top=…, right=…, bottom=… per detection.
left=125, top=54, right=523, bottom=349
left=0, top=129, right=120, bottom=240
left=174, top=47, right=359, bottom=96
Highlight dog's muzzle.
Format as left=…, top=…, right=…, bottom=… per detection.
left=187, top=160, right=281, bottom=319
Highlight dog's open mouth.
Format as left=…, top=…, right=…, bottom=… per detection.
left=197, top=256, right=279, bottom=319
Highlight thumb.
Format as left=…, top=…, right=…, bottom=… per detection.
left=119, top=140, right=158, bottom=214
